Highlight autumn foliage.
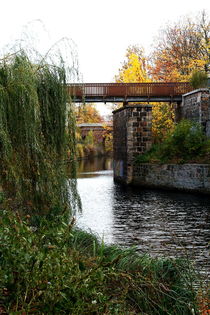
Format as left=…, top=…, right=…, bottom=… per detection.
left=75, top=103, right=104, bottom=124
left=115, top=46, right=149, bottom=83
left=115, top=11, right=209, bottom=142
left=150, top=11, right=209, bottom=81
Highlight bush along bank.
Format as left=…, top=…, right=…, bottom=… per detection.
left=76, top=128, right=113, bottom=160
left=0, top=208, right=200, bottom=315
left=136, top=120, right=210, bottom=165
left=0, top=50, right=205, bottom=315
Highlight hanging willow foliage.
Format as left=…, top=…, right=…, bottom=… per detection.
left=0, top=51, right=79, bottom=217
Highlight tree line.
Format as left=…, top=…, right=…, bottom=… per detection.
left=115, top=11, right=209, bottom=83
left=114, top=11, right=209, bottom=142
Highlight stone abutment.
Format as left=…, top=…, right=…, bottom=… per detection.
left=113, top=89, right=210, bottom=192
left=113, top=105, right=152, bottom=184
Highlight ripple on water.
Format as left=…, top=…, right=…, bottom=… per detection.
left=76, top=158, right=210, bottom=280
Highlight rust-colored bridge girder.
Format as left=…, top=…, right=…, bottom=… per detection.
left=67, top=82, right=192, bottom=103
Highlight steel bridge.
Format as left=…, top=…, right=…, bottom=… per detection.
left=67, top=82, right=192, bottom=103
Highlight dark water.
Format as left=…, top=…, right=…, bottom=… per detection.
left=76, top=157, right=210, bottom=279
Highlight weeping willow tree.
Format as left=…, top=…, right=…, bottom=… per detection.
left=0, top=51, right=79, bottom=217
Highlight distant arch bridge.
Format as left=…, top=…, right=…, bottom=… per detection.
left=67, top=82, right=192, bottom=103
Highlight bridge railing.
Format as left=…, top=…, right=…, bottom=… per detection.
left=67, top=82, right=192, bottom=99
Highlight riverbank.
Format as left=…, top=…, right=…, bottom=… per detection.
left=132, top=163, right=210, bottom=194
left=77, top=157, right=209, bottom=276
left=0, top=208, right=201, bottom=314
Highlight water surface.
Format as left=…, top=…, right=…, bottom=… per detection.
left=76, top=157, right=210, bottom=278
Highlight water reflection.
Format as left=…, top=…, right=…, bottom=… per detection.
left=77, top=157, right=112, bottom=177
left=76, top=157, right=210, bottom=278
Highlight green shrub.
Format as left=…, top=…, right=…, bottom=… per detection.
left=0, top=209, right=198, bottom=314
left=0, top=191, right=4, bottom=203
left=76, top=143, right=85, bottom=158
left=136, top=120, right=209, bottom=164
left=84, top=130, right=94, bottom=145
left=166, top=120, right=205, bottom=158
left=190, top=71, right=208, bottom=89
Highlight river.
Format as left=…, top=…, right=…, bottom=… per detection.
left=76, top=157, right=210, bottom=279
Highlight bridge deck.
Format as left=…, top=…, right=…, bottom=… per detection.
left=67, top=82, right=192, bottom=103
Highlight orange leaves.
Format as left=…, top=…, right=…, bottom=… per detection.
left=197, top=290, right=210, bottom=315
left=150, top=12, right=210, bottom=82
left=75, top=104, right=103, bottom=124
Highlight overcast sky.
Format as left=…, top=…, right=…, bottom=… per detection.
left=0, top=0, right=209, bottom=84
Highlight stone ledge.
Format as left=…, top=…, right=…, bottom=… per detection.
left=112, top=104, right=152, bottom=114
left=132, top=163, right=210, bottom=194
left=182, top=88, right=209, bottom=98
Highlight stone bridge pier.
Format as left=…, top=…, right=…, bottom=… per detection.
left=113, top=88, right=210, bottom=185
left=113, top=105, right=152, bottom=184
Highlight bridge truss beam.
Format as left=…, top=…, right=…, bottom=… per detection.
left=67, top=82, right=192, bottom=104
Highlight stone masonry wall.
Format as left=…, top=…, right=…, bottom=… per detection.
left=113, top=105, right=152, bottom=183
left=113, top=106, right=128, bottom=183
left=113, top=89, right=210, bottom=192
left=132, top=163, right=210, bottom=194
left=180, top=88, right=210, bottom=135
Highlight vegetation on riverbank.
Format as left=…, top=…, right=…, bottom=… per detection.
left=76, top=129, right=106, bottom=159
left=76, top=132, right=112, bottom=160
left=0, top=207, right=200, bottom=315
left=136, top=120, right=210, bottom=164
left=0, top=49, right=207, bottom=314
left=0, top=52, right=79, bottom=216
left=75, top=104, right=112, bottom=159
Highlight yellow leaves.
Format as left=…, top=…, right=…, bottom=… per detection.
left=188, top=59, right=206, bottom=71
left=115, top=46, right=149, bottom=83
left=121, top=53, right=148, bottom=83
left=115, top=46, right=175, bottom=143
left=75, top=104, right=103, bottom=124
left=75, top=130, right=82, bottom=142
left=152, top=103, right=175, bottom=142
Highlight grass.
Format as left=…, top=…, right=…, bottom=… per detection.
left=0, top=207, right=200, bottom=315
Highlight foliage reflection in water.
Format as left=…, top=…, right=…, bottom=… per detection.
left=76, top=157, right=210, bottom=278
